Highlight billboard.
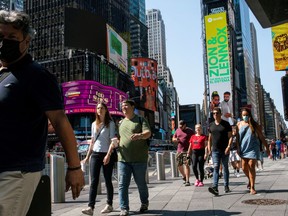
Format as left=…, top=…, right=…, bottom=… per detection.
left=205, top=12, right=232, bottom=100
left=107, top=25, right=128, bottom=73
left=131, top=58, right=158, bottom=111
left=271, top=22, right=288, bottom=71
left=62, top=80, right=127, bottom=116
left=64, top=7, right=107, bottom=55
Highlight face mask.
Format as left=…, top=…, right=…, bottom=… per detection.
left=0, top=38, right=23, bottom=62
left=242, top=116, right=249, bottom=122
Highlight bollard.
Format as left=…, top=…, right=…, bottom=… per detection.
left=50, top=154, right=65, bottom=203
left=170, top=152, right=179, bottom=178
left=156, top=152, right=165, bottom=180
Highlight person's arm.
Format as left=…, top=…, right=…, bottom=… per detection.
left=207, top=133, right=212, bottom=156
left=83, top=138, right=94, bottom=164
left=46, top=110, right=84, bottom=200
left=256, top=124, right=270, bottom=156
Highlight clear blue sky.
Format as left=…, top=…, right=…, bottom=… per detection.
left=146, top=0, right=287, bottom=124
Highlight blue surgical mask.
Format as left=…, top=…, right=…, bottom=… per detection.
left=242, top=116, right=249, bottom=122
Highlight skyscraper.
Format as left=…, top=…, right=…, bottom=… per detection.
left=130, top=0, right=148, bottom=57
left=146, top=9, right=167, bottom=81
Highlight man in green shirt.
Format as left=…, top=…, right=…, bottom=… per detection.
left=118, top=99, right=151, bottom=216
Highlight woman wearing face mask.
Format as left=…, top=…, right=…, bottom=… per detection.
left=237, top=108, right=270, bottom=195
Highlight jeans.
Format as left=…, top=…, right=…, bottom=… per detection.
left=212, top=150, right=229, bottom=188
left=118, top=161, right=149, bottom=210
left=89, top=152, right=114, bottom=208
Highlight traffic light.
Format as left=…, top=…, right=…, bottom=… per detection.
left=281, top=75, right=288, bottom=121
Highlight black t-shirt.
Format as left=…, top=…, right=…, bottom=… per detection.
left=230, top=135, right=237, bottom=151
left=209, top=120, right=232, bottom=152
left=0, top=54, right=63, bottom=172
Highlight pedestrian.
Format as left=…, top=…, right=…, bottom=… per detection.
left=220, top=91, right=234, bottom=125
left=172, top=120, right=194, bottom=186
left=270, top=139, right=277, bottom=160
left=275, top=138, right=282, bottom=159
left=209, top=91, right=221, bottom=123
left=0, top=10, right=84, bottom=216
left=187, top=124, right=207, bottom=187
left=81, top=102, right=117, bottom=215
left=117, top=99, right=151, bottom=216
left=237, top=108, right=270, bottom=195
left=207, top=107, right=232, bottom=196
left=228, top=126, right=241, bottom=177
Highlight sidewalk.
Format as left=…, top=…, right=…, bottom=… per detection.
left=52, top=158, right=288, bottom=216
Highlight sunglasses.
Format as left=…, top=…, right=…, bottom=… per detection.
left=213, top=112, right=219, bottom=115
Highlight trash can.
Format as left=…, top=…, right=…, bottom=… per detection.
left=50, top=154, right=65, bottom=203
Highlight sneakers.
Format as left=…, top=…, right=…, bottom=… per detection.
left=194, top=179, right=200, bottom=186
left=82, top=207, right=94, bottom=215
left=198, top=181, right=204, bottom=187
left=208, top=186, right=219, bottom=196
left=236, top=172, right=240, bottom=178
left=185, top=182, right=191, bottom=186
left=120, top=209, right=129, bottom=216
left=101, top=204, right=113, bottom=213
left=225, top=186, right=231, bottom=193
left=139, top=203, right=149, bottom=213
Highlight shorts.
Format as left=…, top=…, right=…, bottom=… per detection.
left=176, top=152, right=190, bottom=166
left=229, top=150, right=240, bottom=162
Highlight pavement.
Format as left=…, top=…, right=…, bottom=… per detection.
left=52, top=157, right=288, bottom=216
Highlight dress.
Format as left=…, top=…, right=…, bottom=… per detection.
left=239, top=125, right=260, bottom=160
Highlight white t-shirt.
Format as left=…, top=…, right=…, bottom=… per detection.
left=220, top=100, right=233, bottom=125
left=91, top=121, right=116, bottom=152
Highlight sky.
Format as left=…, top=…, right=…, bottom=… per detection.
left=146, top=0, right=287, bottom=124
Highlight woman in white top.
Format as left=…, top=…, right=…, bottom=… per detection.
left=82, top=102, right=117, bottom=215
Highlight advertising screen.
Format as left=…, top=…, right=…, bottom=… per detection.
left=107, top=24, right=128, bottom=73
left=205, top=12, right=232, bottom=100
left=62, top=80, right=127, bottom=116
left=131, top=58, right=158, bottom=111
left=271, top=22, right=288, bottom=71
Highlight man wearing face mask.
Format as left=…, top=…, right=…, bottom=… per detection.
left=0, top=10, right=84, bottom=216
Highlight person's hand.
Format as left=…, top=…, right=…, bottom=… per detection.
left=131, top=133, right=142, bottom=141
left=225, top=147, right=230, bottom=155
left=65, top=169, right=85, bottom=200
left=224, top=113, right=231, bottom=118
left=81, top=158, right=88, bottom=165
left=103, top=154, right=111, bottom=165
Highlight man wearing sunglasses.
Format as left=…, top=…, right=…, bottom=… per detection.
left=207, top=107, right=232, bottom=196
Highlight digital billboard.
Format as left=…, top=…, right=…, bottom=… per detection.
left=271, top=22, right=288, bottom=71
left=64, top=7, right=107, bottom=55
left=107, top=25, right=128, bottom=73
left=131, top=58, right=158, bottom=111
left=62, top=80, right=128, bottom=116
left=205, top=12, right=232, bottom=100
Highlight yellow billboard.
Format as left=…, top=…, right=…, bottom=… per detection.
left=272, top=22, right=288, bottom=71
left=205, top=12, right=231, bottom=100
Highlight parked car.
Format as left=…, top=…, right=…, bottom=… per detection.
left=149, top=143, right=176, bottom=152
left=78, top=139, right=91, bottom=154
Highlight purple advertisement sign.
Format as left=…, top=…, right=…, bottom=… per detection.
left=62, top=80, right=128, bottom=116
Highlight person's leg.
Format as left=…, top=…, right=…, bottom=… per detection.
left=247, top=159, right=257, bottom=194
left=177, top=153, right=186, bottom=180
left=191, top=152, right=199, bottom=181
left=103, top=158, right=115, bottom=206
left=88, top=153, right=102, bottom=209
left=221, top=153, right=230, bottom=187
left=241, top=158, right=250, bottom=189
left=198, top=152, right=205, bottom=183
left=212, top=151, right=220, bottom=188
left=131, top=163, right=149, bottom=205
left=0, top=171, right=41, bottom=216
left=118, top=162, right=132, bottom=210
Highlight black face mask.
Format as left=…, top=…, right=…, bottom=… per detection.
left=0, top=38, right=23, bottom=63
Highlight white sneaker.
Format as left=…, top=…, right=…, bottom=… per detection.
left=101, top=204, right=113, bottom=213
left=82, top=207, right=93, bottom=215
left=120, top=209, right=129, bottom=216
left=236, top=173, right=240, bottom=178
